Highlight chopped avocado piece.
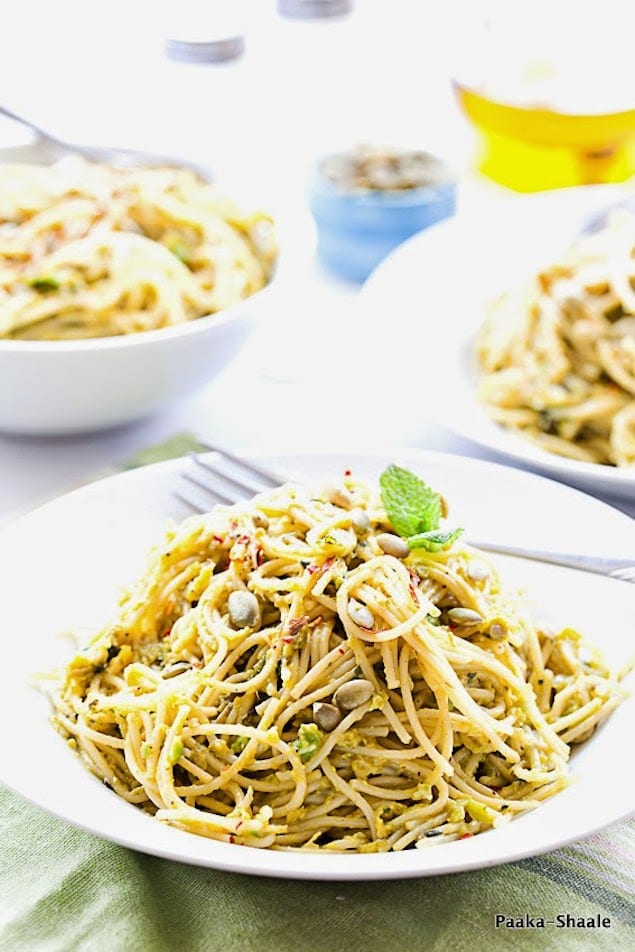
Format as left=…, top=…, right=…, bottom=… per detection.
left=293, top=723, right=323, bottom=763
left=230, top=735, right=249, bottom=755
left=168, top=738, right=184, bottom=765
left=464, top=798, right=497, bottom=825
left=167, top=241, right=192, bottom=264
left=29, top=276, right=61, bottom=292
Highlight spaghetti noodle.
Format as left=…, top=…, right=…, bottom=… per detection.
left=50, top=472, right=624, bottom=852
left=476, top=210, right=635, bottom=466
left=0, top=157, right=276, bottom=340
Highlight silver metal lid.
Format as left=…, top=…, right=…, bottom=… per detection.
left=165, top=34, right=245, bottom=64
left=278, top=0, right=354, bottom=19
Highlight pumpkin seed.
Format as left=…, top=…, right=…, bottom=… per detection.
left=312, top=702, right=343, bottom=732
left=333, top=679, right=374, bottom=710
left=227, top=590, right=261, bottom=629
left=447, top=608, right=483, bottom=626
left=348, top=599, right=374, bottom=629
left=376, top=533, right=410, bottom=558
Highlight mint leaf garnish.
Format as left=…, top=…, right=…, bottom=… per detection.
left=379, top=466, right=462, bottom=553
left=379, top=465, right=442, bottom=537
left=407, top=527, right=464, bottom=552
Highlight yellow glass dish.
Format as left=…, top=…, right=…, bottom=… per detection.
left=455, top=83, right=635, bottom=192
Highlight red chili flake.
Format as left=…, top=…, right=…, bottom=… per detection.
left=256, top=548, right=265, bottom=566
left=282, top=636, right=295, bottom=644
left=229, top=834, right=236, bottom=844
left=459, top=833, right=474, bottom=840
left=307, top=564, right=319, bottom=575
left=344, top=469, right=352, bottom=476
left=212, top=535, right=224, bottom=544
left=163, top=628, right=172, bottom=638
left=235, top=820, right=244, bottom=831
left=287, top=615, right=309, bottom=637
left=338, top=647, right=346, bottom=655
left=237, top=534, right=251, bottom=545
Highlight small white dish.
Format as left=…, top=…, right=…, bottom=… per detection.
left=0, top=448, right=632, bottom=880
left=0, top=141, right=282, bottom=435
left=360, top=185, right=635, bottom=501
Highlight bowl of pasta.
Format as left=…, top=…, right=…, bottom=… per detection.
left=0, top=146, right=279, bottom=434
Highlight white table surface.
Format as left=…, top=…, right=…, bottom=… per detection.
left=0, top=0, right=633, bottom=525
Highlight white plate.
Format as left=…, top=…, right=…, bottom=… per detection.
left=0, top=449, right=633, bottom=881
left=360, top=186, right=635, bottom=501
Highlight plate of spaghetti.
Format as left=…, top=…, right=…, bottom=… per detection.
left=360, top=186, right=635, bottom=500
left=0, top=449, right=632, bottom=879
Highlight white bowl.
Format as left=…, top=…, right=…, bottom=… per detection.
left=0, top=300, right=268, bottom=435
left=0, top=143, right=280, bottom=435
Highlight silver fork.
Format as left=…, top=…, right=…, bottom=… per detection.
left=0, top=104, right=212, bottom=180
left=176, top=446, right=635, bottom=583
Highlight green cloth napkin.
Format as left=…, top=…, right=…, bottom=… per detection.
left=1, top=788, right=633, bottom=952
left=1, top=436, right=633, bottom=952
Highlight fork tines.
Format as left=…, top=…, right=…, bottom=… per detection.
left=175, top=442, right=282, bottom=514
left=610, top=566, right=635, bottom=583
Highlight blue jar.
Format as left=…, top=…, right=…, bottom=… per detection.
left=309, top=153, right=456, bottom=283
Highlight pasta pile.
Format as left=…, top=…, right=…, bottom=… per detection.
left=0, top=157, right=276, bottom=340
left=51, top=472, right=624, bottom=852
left=476, top=210, right=635, bottom=466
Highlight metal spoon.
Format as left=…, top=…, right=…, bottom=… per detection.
left=0, top=103, right=212, bottom=180
left=580, top=191, right=635, bottom=234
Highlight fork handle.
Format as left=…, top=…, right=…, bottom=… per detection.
left=466, top=539, right=633, bottom=577
left=0, top=104, right=61, bottom=147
